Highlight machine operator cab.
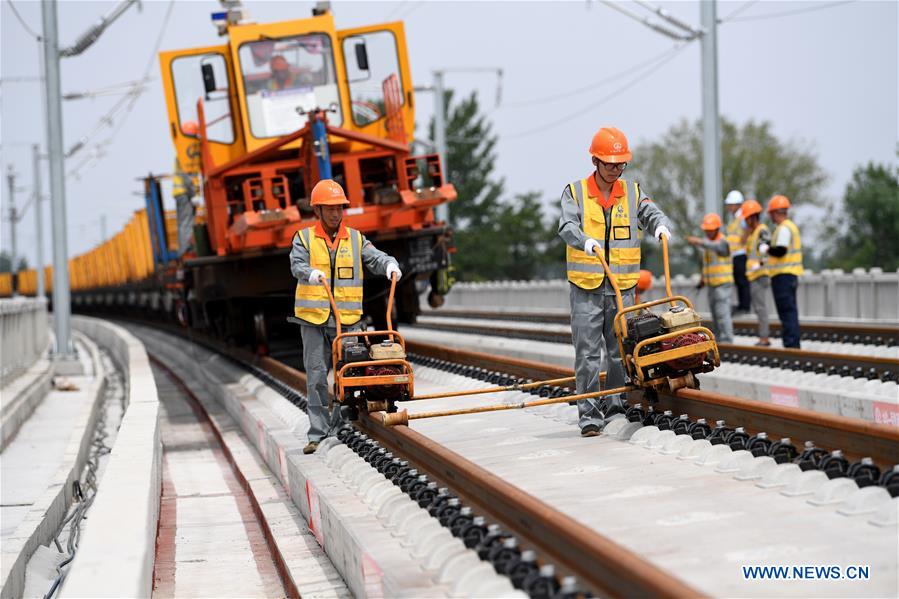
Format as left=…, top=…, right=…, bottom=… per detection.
left=159, top=8, right=415, bottom=176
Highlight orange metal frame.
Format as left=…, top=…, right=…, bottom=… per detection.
left=596, top=237, right=721, bottom=389
left=323, top=272, right=415, bottom=406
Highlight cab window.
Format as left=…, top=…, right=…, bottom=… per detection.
left=343, top=31, right=403, bottom=127
left=238, top=34, right=342, bottom=138
left=171, top=53, right=234, bottom=144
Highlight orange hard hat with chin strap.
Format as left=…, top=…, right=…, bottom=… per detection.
left=311, top=179, right=350, bottom=206
left=701, top=213, right=722, bottom=231
left=741, top=199, right=763, bottom=218
left=589, top=127, right=632, bottom=163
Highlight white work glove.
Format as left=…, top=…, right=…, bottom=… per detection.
left=655, top=226, right=672, bottom=242
left=584, top=238, right=601, bottom=256
left=308, top=269, right=325, bottom=284
left=386, top=263, right=402, bottom=280
left=759, top=243, right=770, bottom=255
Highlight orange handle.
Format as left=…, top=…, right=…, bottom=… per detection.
left=386, top=272, right=397, bottom=342
left=591, top=247, right=624, bottom=314
left=320, top=278, right=342, bottom=337
left=661, top=234, right=674, bottom=306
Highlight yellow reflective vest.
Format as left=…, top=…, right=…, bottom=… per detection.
left=565, top=177, right=642, bottom=290
left=293, top=227, right=364, bottom=325
left=745, top=223, right=770, bottom=282
left=768, top=219, right=804, bottom=277
left=725, top=212, right=745, bottom=256
left=702, top=233, right=735, bottom=287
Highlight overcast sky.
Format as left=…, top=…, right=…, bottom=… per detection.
left=1, top=0, right=896, bottom=269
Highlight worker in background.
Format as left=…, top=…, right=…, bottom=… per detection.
left=173, top=120, right=200, bottom=257
left=741, top=199, right=771, bottom=346
left=724, top=190, right=751, bottom=315
left=559, top=127, right=673, bottom=438
left=686, top=213, right=734, bottom=344
left=268, top=55, right=298, bottom=91
left=290, top=179, right=401, bottom=454
left=763, top=195, right=803, bottom=348
left=635, top=269, right=653, bottom=304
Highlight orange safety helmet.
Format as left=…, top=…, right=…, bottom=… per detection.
left=270, top=55, right=290, bottom=71
left=310, top=179, right=350, bottom=206
left=701, top=213, right=722, bottom=231
left=741, top=199, right=762, bottom=218
left=182, top=120, right=199, bottom=136
left=637, top=269, right=653, bottom=292
left=589, top=127, right=632, bottom=163
left=767, top=195, right=791, bottom=212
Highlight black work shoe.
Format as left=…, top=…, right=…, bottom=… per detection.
left=303, top=441, right=320, bottom=454
left=580, top=424, right=601, bottom=437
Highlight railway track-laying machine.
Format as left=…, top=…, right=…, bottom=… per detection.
left=28, top=2, right=456, bottom=351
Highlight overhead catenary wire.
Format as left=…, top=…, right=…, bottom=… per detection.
left=718, top=0, right=759, bottom=23
left=724, top=0, right=856, bottom=23
left=503, top=41, right=692, bottom=140
left=598, top=0, right=693, bottom=41
left=630, top=0, right=702, bottom=36
left=6, top=0, right=41, bottom=40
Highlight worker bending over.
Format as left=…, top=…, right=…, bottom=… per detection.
left=763, top=195, right=803, bottom=348
left=741, top=199, right=771, bottom=346
left=558, top=127, right=673, bottom=437
left=724, top=190, right=751, bottom=315
left=687, top=214, right=734, bottom=344
left=290, top=179, right=401, bottom=454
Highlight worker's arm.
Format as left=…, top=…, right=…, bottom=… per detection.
left=361, top=235, right=400, bottom=276
left=696, top=237, right=730, bottom=257
left=765, top=225, right=790, bottom=257
left=558, top=185, right=590, bottom=250
left=289, top=232, right=315, bottom=281
left=635, top=187, right=674, bottom=238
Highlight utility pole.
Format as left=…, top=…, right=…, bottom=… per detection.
left=700, top=0, right=722, bottom=217
left=432, top=71, right=448, bottom=224
left=42, top=0, right=75, bottom=359
left=6, top=166, right=18, bottom=295
left=32, top=144, right=46, bottom=299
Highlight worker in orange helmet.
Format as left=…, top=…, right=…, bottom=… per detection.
left=559, top=126, right=673, bottom=437
left=763, top=195, right=803, bottom=348
left=289, top=179, right=401, bottom=454
left=268, top=55, right=297, bottom=91
left=687, top=213, right=734, bottom=343
left=172, top=120, right=201, bottom=257
left=635, top=269, right=653, bottom=304
left=740, top=199, right=771, bottom=346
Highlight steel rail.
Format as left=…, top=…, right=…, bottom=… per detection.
left=420, top=308, right=899, bottom=343
left=409, top=321, right=899, bottom=376
left=405, top=340, right=899, bottom=466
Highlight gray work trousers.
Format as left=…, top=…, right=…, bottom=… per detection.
left=708, top=283, right=734, bottom=343
left=301, top=323, right=360, bottom=442
left=750, top=276, right=771, bottom=339
left=569, top=283, right=635, bottom=430
left=175, top=194, right=195, bottom=257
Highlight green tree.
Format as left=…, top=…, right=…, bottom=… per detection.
left=820, top=162, right=899, bottom=271
left=432, top=91, right=557, bottom=281
left=0, top=252, right=26, bottom=273
left=629, top=118, right=828, bottom=274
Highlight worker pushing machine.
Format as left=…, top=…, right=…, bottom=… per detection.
left=763, top=195, right=803, bottom=348
left=289, top=179, right=401, bottom=454
left=558, top=127, right=673, bottom=437
left=687, top=214, right=734, bottom=343
left=724, top=190, right=751, bottom=315
left=741, top=199, right=771, bottom=346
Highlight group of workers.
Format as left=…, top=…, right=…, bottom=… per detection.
left=686, top=191, right=804, bottom=349
left=286, top=124, right=805, bottom=447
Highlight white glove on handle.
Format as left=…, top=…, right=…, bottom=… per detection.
left=655, top=226, right=672, bottom=242
left=584, top=238, right=601, bottom=256
left=386, top=263, right=402, bottom=281
left=308, top=269, right=325, bottom=284
left=759, top=243, right=770, bottom=255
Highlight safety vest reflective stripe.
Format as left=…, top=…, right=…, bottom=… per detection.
left=725, top=216, right=744, bottom=256
left=745, top=223, right=770, bottom=282
left=293, top=226, right=364, bottom=325
left=702, top=234, right=735, bottom=287
left=566, top=177, right=641, bottom=290
left=768, top=219, right=804, bottom=277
